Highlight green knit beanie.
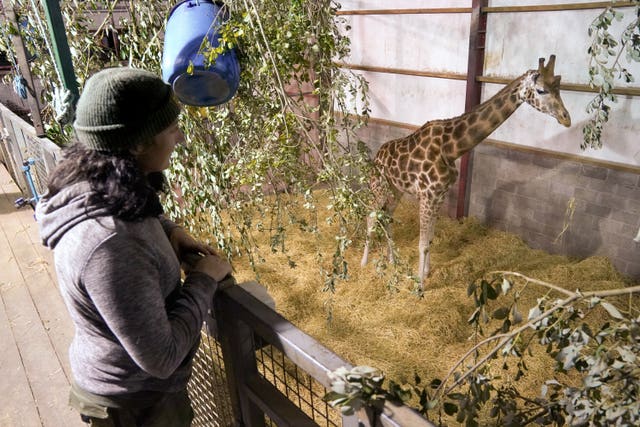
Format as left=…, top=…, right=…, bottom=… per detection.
left=74, top=67, right=181, bottom=152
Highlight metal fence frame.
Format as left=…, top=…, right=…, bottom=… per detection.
left=0, top=101, right=435, bottom=427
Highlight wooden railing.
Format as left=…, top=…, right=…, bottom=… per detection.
left=0, top=102, right=61, bottom=200
left=209, top=284, right=435, bottom=427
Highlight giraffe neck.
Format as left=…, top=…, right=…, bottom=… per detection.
left=440, top=73, right=528, bottom=160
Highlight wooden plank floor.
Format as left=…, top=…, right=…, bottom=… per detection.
left=0, top=164, right=83, bottom=427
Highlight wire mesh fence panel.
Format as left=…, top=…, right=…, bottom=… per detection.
left=188, top=333, right=236, bottom=427
left=256, top=345, right=342, bottom=427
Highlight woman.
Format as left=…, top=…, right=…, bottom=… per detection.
left=36, top=67, right=232, bottom=426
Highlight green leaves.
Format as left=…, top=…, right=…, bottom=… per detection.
left=492, top=306, right=510, bottom=320
left=323, top=366, right=389, bottom=416
left=449, top=273, right=640, bottom=426
left=324, top=274, right=639, bottom=426
left=583, top=3, right=640, bottom=149
left=600, top=300, right=624, bottom=320
left=158, top=0, right=372, bottom=287
left=443, top=401, right=458, bottom=416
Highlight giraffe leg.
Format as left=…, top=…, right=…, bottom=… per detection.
left=361, top=177, right=398, bottom=267
left=361, top=202, right=398, bottom=266
left=417, top=221, right=432, bottom=287
left=361, top=174, right=383, bottom=267
left=385, top=195, right=399, bottom=264
left=417, top=198, right=439, bottom=288
left=361, top=213, right=373, bottom=267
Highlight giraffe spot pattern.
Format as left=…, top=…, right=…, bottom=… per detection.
left=442, top=141, right=453, bottom=155
left=468, top=125, right=482, bottom=141
left=490, top=111, right=503, bottom=126
left=411, top=146, right=426, bottom=160
left=426, top=188, right=435, bottom=199
left=436, top=161, right=449, bottom=176
left=399, top=153, right=409, bottom=170
left=426, top=147, right=439, bottom=162
left=409, top=159, right=422, bottom=172
left=453, top=122, right=467, bottom=139
left=427, top=167, right=438, bottom=183
left=480, top=107, right=492, bottom=121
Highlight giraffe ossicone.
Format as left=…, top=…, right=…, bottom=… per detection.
left=361, top=55, right=571, bottom=289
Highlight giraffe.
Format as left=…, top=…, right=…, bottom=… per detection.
left=361, top=55, right=571, bottom=289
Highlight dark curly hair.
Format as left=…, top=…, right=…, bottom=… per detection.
left=46, top=143, right=167, bottom=221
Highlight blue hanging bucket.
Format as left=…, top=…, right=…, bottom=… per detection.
left=162, top=0, right=240, bottom=106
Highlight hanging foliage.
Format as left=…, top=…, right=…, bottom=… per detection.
left=584, top=0, right=640, bottom=149
left=1, top=0, right=372, bottom=292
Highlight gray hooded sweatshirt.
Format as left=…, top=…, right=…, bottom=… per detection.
left=36, top=182, right=216, bottom=396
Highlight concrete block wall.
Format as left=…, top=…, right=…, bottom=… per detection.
left=469, top=142, right=640, bottom=279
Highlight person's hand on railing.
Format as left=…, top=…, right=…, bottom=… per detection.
left=169, top=226, right=216, bottom=261
left=182, top=251, right=234, bottom=289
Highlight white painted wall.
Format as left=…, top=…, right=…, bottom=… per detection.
left=338, top=0, right=640, bottom=167
left=339, top=5, right=470, bottom=127
left=339, top=0, right=470, bottom=10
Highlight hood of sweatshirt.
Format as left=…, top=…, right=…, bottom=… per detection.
left=36, top=182, right=110, bottom=249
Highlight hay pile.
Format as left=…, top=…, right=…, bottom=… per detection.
left=228, top=192, right=636, bottom=415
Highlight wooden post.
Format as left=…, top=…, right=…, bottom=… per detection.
left=1, top=0, right=45, bottom=136
left=41, top=0, right=79, bottom=104
left=214, top=291, right=266, bottom=427
left=456, top=0, right=488, bottom=218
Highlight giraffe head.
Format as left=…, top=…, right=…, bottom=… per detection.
left=522, top=55, right=571, bottom=127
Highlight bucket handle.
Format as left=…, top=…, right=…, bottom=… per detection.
left=188, top=0, right=229, bottom=19
left=191, top=0, right=227, bottom=8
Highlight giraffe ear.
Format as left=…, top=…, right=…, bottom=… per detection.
left=532, top=72, right=541, bottom=84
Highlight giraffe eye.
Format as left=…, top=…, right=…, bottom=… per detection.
left=536, top=88, right=548, bottom=95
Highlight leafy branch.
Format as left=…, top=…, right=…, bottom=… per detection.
left=162, top=0, right=373, bottom=295
left=325, top=273, right=640, bottom=426
left=323, top=365, right=411, bottom=424
left=3, top=1, right=374, bottom=295
left=583, top=0, right=640, bottom=149
left=424, top=271, right=640, bottom=425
